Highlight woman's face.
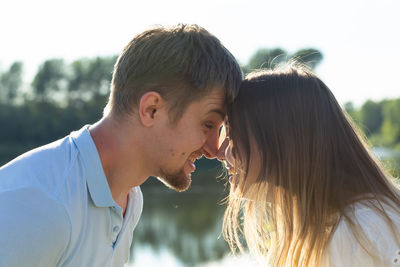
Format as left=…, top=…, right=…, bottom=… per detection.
left=218, top=125, right=237, bottom=184
left=225, top=142, right=238, bottom=187
left=218, top=125, right=261, bottom=191
left=225, top=142, right=235, bottom=172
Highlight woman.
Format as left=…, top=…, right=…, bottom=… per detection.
left=219, top=64, right=400, bottom=267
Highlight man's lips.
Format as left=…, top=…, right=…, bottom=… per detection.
left=187, top=153, right=202, bottom=163
left=185, top=153, right=202, bottom=173
left=186, top=159, right=196, bottom=172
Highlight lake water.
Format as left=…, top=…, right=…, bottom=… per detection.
left=126, top=151, right=400, bottom=267
left=127, top=185, right=259, bottom=267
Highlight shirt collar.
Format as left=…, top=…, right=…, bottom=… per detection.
left=71, top=125, right=117, bottom=208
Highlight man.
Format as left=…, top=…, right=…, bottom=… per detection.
left=0, top=24, right=242, bottom=266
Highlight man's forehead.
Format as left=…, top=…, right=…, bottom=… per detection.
left=186, top=88, right=226, bottom=119
left=202, top=89, right=226, bottom=110
left=204, top=86, right=226, bottom=101
left=205, top=107, right=225, bottom=120
left=202, top=95, right=226, bottom=117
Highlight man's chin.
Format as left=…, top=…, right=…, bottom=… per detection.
left=157, top=171, right=192, bottom=192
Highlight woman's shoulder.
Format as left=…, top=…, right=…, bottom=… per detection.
left=349, top=198, right=400, bottom=228
left=324, top=199, right=400, bottom=267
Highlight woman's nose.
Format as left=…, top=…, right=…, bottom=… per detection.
left=217, top=137, right=229, bottom=161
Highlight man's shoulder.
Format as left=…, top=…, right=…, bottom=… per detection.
left=0, top=134, right=79, bottom=193
left=1, top=134, right=76, bottom=170
left=0, top=187, right=72, bottom=266
left=0, top=186, right=72, bottom=223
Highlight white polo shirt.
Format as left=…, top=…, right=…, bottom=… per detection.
left=0, top=126, right=143, bottom=267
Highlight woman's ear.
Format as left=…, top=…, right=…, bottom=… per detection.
left=138, top=92, right=163, bottom=127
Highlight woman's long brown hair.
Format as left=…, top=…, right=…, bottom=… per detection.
left=223, top=64, right=400, bottom=266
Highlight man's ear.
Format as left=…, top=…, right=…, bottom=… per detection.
left=138, top=92, right=164, bottom=127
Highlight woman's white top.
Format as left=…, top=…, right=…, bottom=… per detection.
left=323, top=201, right=400, bottom=267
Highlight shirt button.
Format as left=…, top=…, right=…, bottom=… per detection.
left=113, top=225, right=120, bottom=233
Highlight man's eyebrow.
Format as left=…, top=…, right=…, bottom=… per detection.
left=206, top=109, right=226, bottom=120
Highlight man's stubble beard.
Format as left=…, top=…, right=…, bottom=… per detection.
left=157, top=167, right=192, bottom=192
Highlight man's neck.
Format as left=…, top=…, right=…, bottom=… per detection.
left=89, top=115, right=149, bottom=212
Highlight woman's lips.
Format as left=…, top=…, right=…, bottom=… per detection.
left=227, top=164, right=238, bottom=187
left=227, top=163, right=235, bottom=174
left=228, top=173, right=239, bottom=189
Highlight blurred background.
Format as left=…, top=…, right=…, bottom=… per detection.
left=1, top=0, right=399, bottom=266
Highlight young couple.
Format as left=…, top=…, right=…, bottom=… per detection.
left=0, top=24, right=399, bottom=267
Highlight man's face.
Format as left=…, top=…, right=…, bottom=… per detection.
left=153, top=88, right=226, bottom=192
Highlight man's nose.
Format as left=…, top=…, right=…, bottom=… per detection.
left=201, top=127, right=222, bottom=159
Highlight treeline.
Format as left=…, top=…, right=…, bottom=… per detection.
left=1, top=47, right=399, bottom=181
left=0, top=56, right=117, bottom=164
left=4, top=47, right=399, bottom=174
left=344, top=100, right=400, bottom=150
left=0, top=48, right=324, bottom=168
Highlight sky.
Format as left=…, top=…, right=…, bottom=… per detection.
left=1, top=0, right=399, bottom=106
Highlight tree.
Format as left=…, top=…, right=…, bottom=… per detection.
left=68, top=56, right=116, bottom=104
left=381, top=99, right=400, bottom=148
left=245, top=47, right=323, bottom=74
left=290, top=48, right=323, bottom=70
left=32, top=59, right=66, bottom=102
left=0, top=62, right=23, bottom=103
left=246, top=48, right=287, bottom=71
left=343, top=101, right=360, bottom=122
left=359, top=100, right=384, bottom=136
